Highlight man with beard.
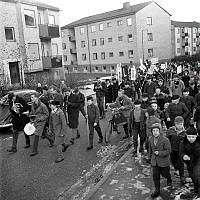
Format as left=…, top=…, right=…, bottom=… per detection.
left=7, top=93, right=30, bottom=153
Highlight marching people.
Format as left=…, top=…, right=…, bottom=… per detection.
left=29, top=93, right=51, bottom=156
left=166, top=116, right=186, bottom=184
left=7, top=93, right=30, bottom=153
left=94, top=77, right=107, bottom=119
left=49, top=101, right=68, bottom=163
left=129, top=100, right=147, bottom=156
left=49, top=85, right=64, bottom=108
left=149, top=123, right=172, bottom=198
left=86, top=96, right=103, bottom=150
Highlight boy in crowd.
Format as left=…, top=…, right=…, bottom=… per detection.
left=149, top=123, right=172, bottom=198
left=180, top=88, right=196, bottom=127
left=49, top=101, right=68, bottom=163
left=166, top=116, right=186, bottom=184
left=86, top=96, right=103, bottom=150
left=141, top=93, right=150, bottom=110
left=129, top=100, right=147, bottom=156
left=154, top=87, right=165, bottom=111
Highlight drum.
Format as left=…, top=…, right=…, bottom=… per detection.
left=113, top=112, right=127, bottom=126
left=24, top=123, right=35, bottom=136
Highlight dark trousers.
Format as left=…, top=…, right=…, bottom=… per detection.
left=32, top=135, right=40, bottom=153
left=88, top=122, right=103, bottom=146
left=171, top=150, right=184, bottom=177
left=96, top=96, right=105, bottom=117
left=11, top=129, right=30, bottom=150
left=132, top=122, right=146, bottom=150
left=123, top=123, right=129, bottom=136
left=153, top=165, right=172, bottom=191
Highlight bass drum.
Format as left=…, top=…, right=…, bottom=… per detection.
left=24, top=123, right=35, bottom=136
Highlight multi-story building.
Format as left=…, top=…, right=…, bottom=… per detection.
left=61, top=1, right=171, bottom=73
left=0, top=0, right=63, bottom=85
left=171, top=20, right=200, bottom=58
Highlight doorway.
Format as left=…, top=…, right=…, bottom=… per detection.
left=9, top=62, right=20, bottom=84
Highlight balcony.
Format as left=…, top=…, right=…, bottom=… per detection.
left=42, top=55, right=62, bottom=69
left=182, top=32, right=189, bottom=37
left=70, top=48, right=77, bottom=54
left=39, top=24, right=60, bottom=39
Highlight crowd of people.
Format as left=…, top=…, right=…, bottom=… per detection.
left=5, top=60, right=200, bottom=198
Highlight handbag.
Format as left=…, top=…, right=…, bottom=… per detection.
left=113, top=112, right=127, bottom=126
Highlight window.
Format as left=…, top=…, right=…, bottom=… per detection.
left=101, top=52, right=105, bottom=60
left=80, top=27, right=85, bottom=34
left=147, top=33, right=153, bottom=41
left=111, top=66, right=115, bottom=70
left=93, top=53, right=98, bottom=60
left=82, top=53, right=86, bottom=61
left=118, top=36, right=123, bottom=41
left=64, top=55, right=67, bottom=61
left=38, top=13, right=41, bottom=24
left=92, top=39, right=97, bottom=46
left=194, top=38, right=196, bottom=43
left=100, top=38, right=104, bottom=45
left=61, top=31, right=65, bottom=38
left=128, top=50, right=133, bottom=58
left=5, top=27, right=15, bottom=41
left=127, top=18, right=132, bottom=26
left=148, top=48, right=153, bottom=57
left=91, top=25, right=96, bottom=32
left=119, top=52, right=124, bottom=57
left=177, top=38, right=180, bottom=43
left=27, top=43, right=40, bottom=60
left=81, top=41, right=86, bottom=48
left=117, top=20, right=122, bottom=26
left=99, top=23, right=104, bottom=31
left=95, top=66, right=98, bottom=71
left=193, top=28, right=197, bottom=33
left=49, top=15, right=55, bottom=24
left=108, top=37, right=112, bottom=42
left=146, top=17, right=152, bottom=25
left=24, top=9, right=36, bottom=27
left=177, top=28, right=180, bottom=34
left=109, top=52, right=114, bottom=57
left=128, top=34, right=133, bottom=42
left=194, top=47, right=197, bottom=52
left=107, top=22, right=112, bottom=27
left=177, top=48, right=180, bottom=53
left=62, top=43, right=66, bottom=50
left=103, top=66, right=106, bottom=70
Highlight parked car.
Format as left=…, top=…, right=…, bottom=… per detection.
left=0, top=89, right=39, bottom=129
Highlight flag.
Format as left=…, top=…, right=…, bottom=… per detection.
left=130, top=65, right=137, bottom=81
left=177, top=65, right=182, bottom=74
left=116, top=63, right=122, bottom=84
left=139, top=58, right=146, bottom=72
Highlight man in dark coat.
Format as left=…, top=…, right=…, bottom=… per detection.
left=165, top=95, right=189, bottom=127
left=105, top=80, right=113, bottom=110
left=7, top=93, right=30, bottom=153
left=94, top=78, right=107, bottom=119
left=112, top=78, right=119, bottom=102
left=143, top=76, right=156, bottom=98
left=195, top=85, right=200, bottom=107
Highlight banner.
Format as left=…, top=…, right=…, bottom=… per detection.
left=151, top=57, right=159, bottom=64
left=116, top=63, right=122, bottom=84
left=177, top=65, right=182, bottom=74
left=139, top=58, right=146, bottom=72
left=130, top=65, right=137, bottom=81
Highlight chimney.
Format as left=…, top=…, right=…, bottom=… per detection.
left=123, top=2, right=131, bottom=9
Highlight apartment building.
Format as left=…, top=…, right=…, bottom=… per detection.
left=0, top=0, right=63, bottom=85
left=171, top=21, right=200, bottom=58
left=61, top=1, right=171, bottom=73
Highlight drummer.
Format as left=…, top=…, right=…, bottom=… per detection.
left=109, top=89, right=132, bottom=139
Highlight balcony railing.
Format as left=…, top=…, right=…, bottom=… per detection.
left=39, top=24, right=60, bottom=39
left=42, top=55, right=62, bottom=69
left=70, top=48, right=77, bottom=54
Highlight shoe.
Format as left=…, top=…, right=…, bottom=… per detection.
left=151, top=190, right=160, bottom=198
left=55, top=157, right=64, bottom=163
left=62, top=144, right=70, bottom=152
left=123, top=135, right=129, bottom=139
left=24, top=145, right=31, bottom=149
left=7, top=148, right=17, bottom=153
left=86, top=146, right=93, bottom=151
left=98, top=138, right=103, bottom=143
left=30, top=152, right=38, bottom=157
left=76, top=134, right=80, bottom=139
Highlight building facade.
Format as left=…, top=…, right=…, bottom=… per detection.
left=0, top=0, right=63, bottom=86
left=61, top=1, right=171, bottom=73
left=171, top=21, right=200, bottom=58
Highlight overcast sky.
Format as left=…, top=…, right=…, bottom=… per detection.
left=41, top=0, right=200, bottom=26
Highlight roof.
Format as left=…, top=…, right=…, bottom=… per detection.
left=171, top=20, right=200, bottom=28
left=0, top=0, right=59, bottom=11
left=61, top=1, right=171, bottom=29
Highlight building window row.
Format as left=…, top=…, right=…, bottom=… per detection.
left=5, top=27, right=15, bottom=41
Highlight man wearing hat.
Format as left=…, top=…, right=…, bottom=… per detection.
left=49, top=101, right=68, bottom=163
left=166, top=95, right=189, bottom=127
left=141, top=93, right=150, bottom=110
left=143, top=76, right=156, bottom=98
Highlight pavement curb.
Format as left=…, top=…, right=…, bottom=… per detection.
left=85, top=143, right=134, bottom=200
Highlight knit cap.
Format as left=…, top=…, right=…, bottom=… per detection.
left=186, top=125, right=198, bottom=135
left=174, top=116, right=184, bottom=124
left=151, top=123, right=162, bottom=131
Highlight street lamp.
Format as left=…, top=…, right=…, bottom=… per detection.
left=142, top=29, right=148, bottom=63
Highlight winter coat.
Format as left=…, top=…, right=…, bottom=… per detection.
left=49, top=92, right=64, bottom=108
left=30, top=101, right=49, bottom=136
left=154, top=93, right=165, bottom=111
left=146, top=116, right=161, bottom=137
left=94, top=82, right=107, bottom=97
left=149, top=135, right=171, bottom=167
left=129, top=108, right=147, bottom=132
left=105, top=84, right=113, bottom=104
left=77, top=92, right=85, bottom=108
left=180, top=95, right=195, bottom=114
left=166, top=126, right=186, bottom=151
left=124, top=87, right=134, bottom=99
left=141, top=100, right=150, bottom=110
left=87, top=103, right=100, bottom=124
left=195, top=93, right=200, bottom=107
left=143, top=82, right=156, bottom=98
left=112, top=82, right=119, bottom=101
left=194, top=106, right=200, bottom=132
left=171, top=80, right=185, bottom=97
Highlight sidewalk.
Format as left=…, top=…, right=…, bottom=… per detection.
left=90, top=152, right=197, bottom=200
